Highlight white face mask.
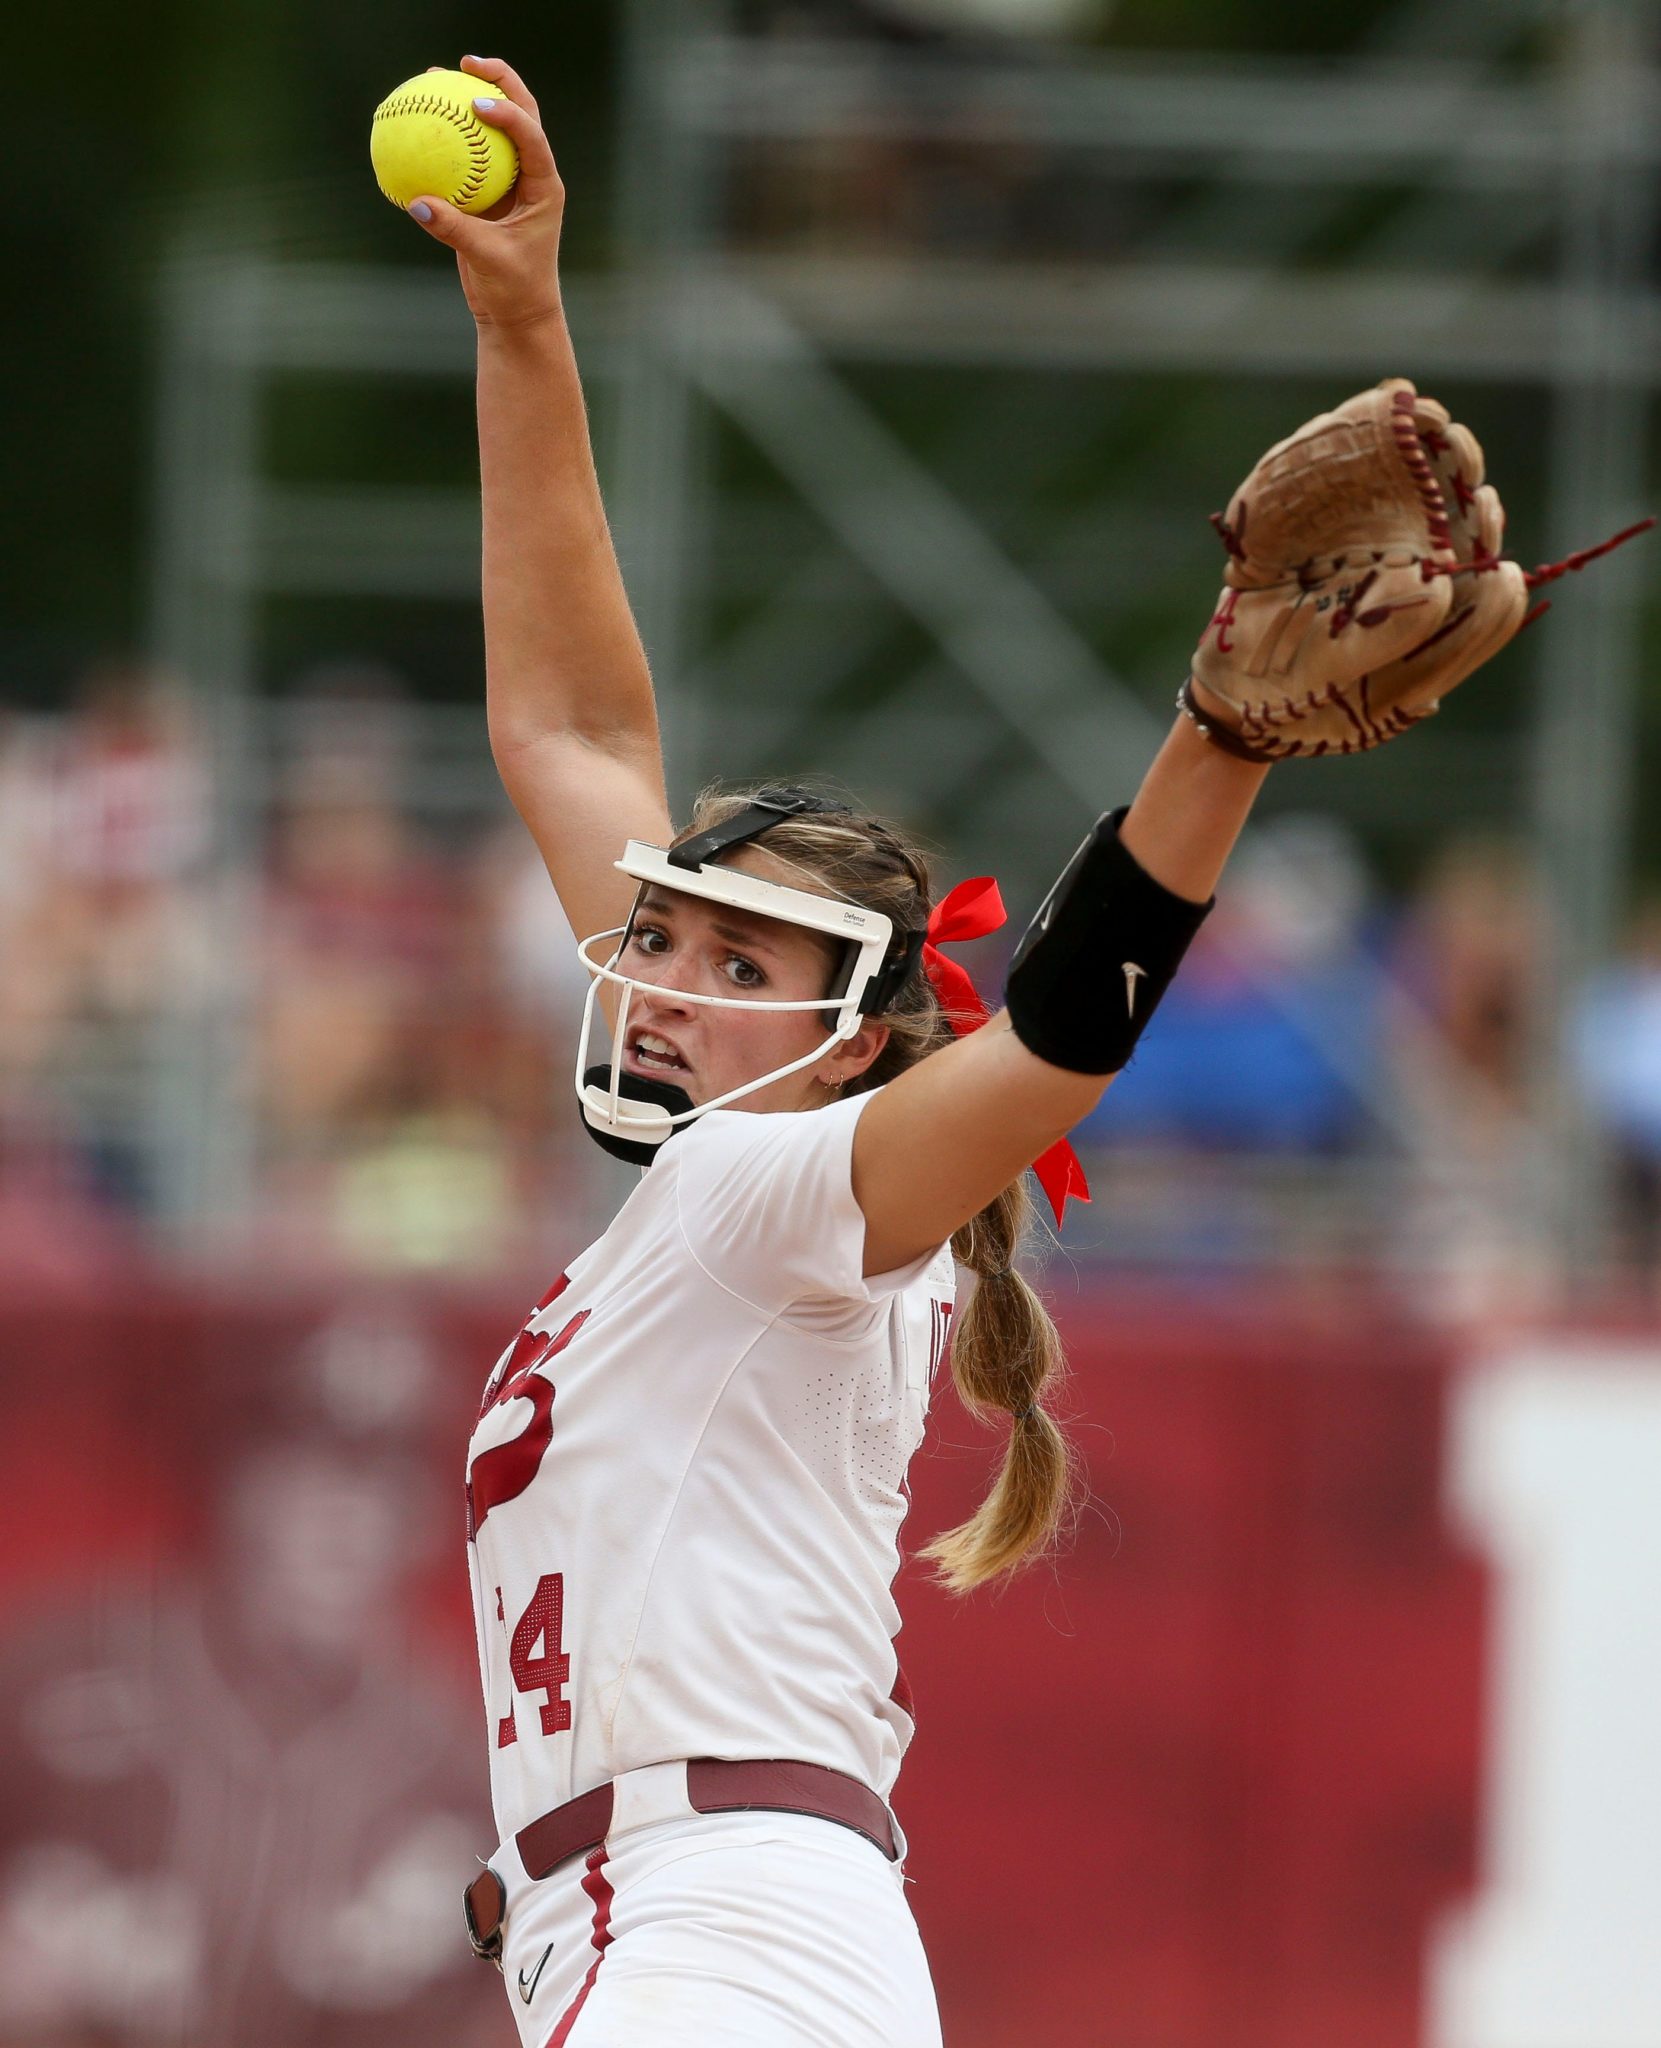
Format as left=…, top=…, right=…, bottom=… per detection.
left=574, top=841, right=904, bottom=1161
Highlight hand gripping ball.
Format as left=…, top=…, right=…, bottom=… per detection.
left=371, top=70, right=519, bottom=216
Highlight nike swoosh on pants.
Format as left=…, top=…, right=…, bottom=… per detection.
left=519, top=1943, right=554, bottom=2003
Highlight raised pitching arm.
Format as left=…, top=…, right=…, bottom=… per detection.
left=407, top=54, right=672, bottom=945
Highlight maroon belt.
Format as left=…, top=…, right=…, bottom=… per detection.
left=464, top=1757, right=897, bottom=1966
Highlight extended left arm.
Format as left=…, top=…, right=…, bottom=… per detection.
left=853, top=712, right=1268, bottom=1274
left=855, top=367, right=1612, bottom=1272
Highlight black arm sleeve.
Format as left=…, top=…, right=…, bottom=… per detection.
left=1003, top=807, right=1213, bottom=1075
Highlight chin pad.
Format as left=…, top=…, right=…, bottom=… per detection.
left=1004, top=807, right=1212, bottom=1074
left=579, top=1064, right=695, bottom=1168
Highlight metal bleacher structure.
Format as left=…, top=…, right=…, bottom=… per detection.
left=149, top=0, right=1659, bottom=1282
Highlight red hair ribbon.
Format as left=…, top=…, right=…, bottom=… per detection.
left=922, top=877, right=1092, bottom=1230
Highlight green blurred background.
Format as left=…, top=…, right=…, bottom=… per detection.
left=5, top=0, right=1660, bottom=1289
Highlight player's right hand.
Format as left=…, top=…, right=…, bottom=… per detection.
left=406, top=54, right=566, bottom=330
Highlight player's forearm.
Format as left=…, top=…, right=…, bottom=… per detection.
left=1119, top=711, right=1270, bottom=905
left=477, top=313, right=661, bottom=759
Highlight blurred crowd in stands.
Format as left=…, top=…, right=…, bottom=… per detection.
left=0, top=661, right=613, bottom=1280
left=4, top=659, right=1660, bottom=1293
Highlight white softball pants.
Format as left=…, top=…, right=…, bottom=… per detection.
left=491, top=1772, right=941, bottom=2048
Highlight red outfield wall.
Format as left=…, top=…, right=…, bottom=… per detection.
left=0, top=1274, right=1485, bottom=2048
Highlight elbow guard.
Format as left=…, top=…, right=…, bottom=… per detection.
left=1004, top=807, right=1213, bottom=1074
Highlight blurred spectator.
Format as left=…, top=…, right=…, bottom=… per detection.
left=454, top=822, right=620, bottom=1258
left=43, top=661, right=210, bottom=894
left=253, top=684, right=609, bottom=1270
left=480, top=822, right=591, bottom=1033
left=1390, top=836, right=1537, bottom=1115
left=1084, top=812, right=1381, bottom=1153
left=1573, top=895, right=1661, bottom=1275
left=1385, top=835, right=1550, bottom=1313
left=256, top=693, right=500, bottom=1267
left=0, top=655, right=620, bottom=1264
left=258, top=738, right=457, bottom=1144
left=454, top=821, right=593, bottom=1163
left=0, top=708, right=61, bottom=1135
left=0, top=661, right=212, bottom=1213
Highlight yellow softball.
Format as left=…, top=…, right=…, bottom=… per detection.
left=370, top=70, right=519, bottom=216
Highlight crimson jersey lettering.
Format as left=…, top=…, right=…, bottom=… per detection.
left=508, top=1573, right=572, bottom=1736
left=478, top=1276, right=572, bottom=1419
left=467, top=1304, right=590, bottom=1541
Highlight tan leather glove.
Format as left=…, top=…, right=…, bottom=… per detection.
left=1184, top=379, right=1532, bottom=760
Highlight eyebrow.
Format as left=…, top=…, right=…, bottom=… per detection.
left=636, top=887, right=786, bottom=957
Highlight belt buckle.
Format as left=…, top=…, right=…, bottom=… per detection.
left=462, top=1864, right=506, bottom=1971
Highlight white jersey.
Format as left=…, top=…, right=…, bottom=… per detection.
left=464, top=1088, right=956, bottom=1850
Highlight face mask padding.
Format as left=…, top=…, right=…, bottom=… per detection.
left=572, top=812, right=919, bottom=1163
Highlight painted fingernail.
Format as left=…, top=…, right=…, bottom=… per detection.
left=409, top=201, right=433, bottom=223
left=473, top=97, right=497, bottom=111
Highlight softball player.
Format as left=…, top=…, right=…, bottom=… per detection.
left=412, top=54, right=1268, bottom=2048
left=394, top=40, right=1655, bottom=2041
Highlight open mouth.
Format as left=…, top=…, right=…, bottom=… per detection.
left=622, top=1030, right=691, bottom=1081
